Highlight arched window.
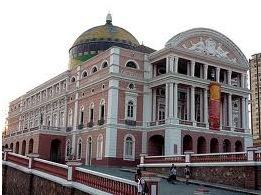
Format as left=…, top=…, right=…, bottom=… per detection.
left=15, top=142, right=20, bottom=154
left=77, top=138, right=82, bottom=159
left=82, top=71, right=88, bottom=78
left=92, top=66, right=98, bottom=73
left=10, top=143, right=14, bottom=151
left=235, top=140, right=243, bottom=152
left=102, top=61, right=108, bottom=68
left=99, top=100, right=105, bottom=120
left=71, top=77, right=76, bottom=83
left=124, top=135, right=135, bottom=160
left=127, top=101, right=134, bottom=118
left=89, top=103, right=94, bottom=122
left=79, top=106, right=84, bottom=125
left=126, top=61, right=138, bottom=69
left=68, top=109, right=73, bottom=126
left=66, top=139, right=71, bottom=158
left=96, top=134, right=103, bottom=160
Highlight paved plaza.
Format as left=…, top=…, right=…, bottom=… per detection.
left=82, top=166, right=248, bottom=195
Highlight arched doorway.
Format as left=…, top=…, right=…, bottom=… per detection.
left=21, top=140, right=26, bottom=155
left=148, top=135, right=164, bottom=156
left=4, top=144, right=8, bottom=148
left=50, top=139, right=61, bottom=163
left=223, top=139, right=231, bottom=153
left=197, top=136, right=206, bottom=154
left=235, top=140, right=243, bottom=152
left=10, top=143, right=13, bottom=151
left=210, top=138, right=219, bottom=153
left=183, top=135, right=193, bottom=153
left=86, top=137, right=92, bottom=166
left=15, top=142, right=20, bottom=154
left=28, top=139, right=34, bottom=154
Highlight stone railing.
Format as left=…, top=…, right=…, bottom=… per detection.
left=142, top=154, right=186, bottom=164
left=191, top=152, right=247, bottom=163
left=179, top=119, right=193, bottom=126
left=3, top=150, right=160, bottom=194
left=33, top=158, right=68, bottom=179
left=75, top=167, right=137, bottom=195
left=139, top=148, right=261, bottom=166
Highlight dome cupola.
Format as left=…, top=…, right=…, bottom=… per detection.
left=69, top=14, right=140, bottom=69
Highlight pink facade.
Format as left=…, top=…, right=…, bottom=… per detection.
left=3, top=23, right=253, bottom=166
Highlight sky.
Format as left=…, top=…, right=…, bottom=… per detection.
left=0, top=0, right=260, bottom=131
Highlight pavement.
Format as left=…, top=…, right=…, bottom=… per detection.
left=81, top=165, right=261, bottom=195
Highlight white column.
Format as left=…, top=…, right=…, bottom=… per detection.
left=190, top=86, right=195, bottom=125
left=152, top=88, right=157, bottom=121
left=228, top=93, right=233, bottom=128
left=166, top=57, right=170, bottom=73
left=204, top=64, right=208, bottom=80
left=174, top=56, right=179, bottom=73
left=204, top=88, right=209, bottom=127
left=71, top=92, right=79, bottom=155
left=216, top=67, right=220, bottom=83
left=165, top=83, right=169, bottom=120
left=245, top=97, right=249, bottom=130
left=191, top=61, right=195, bottom=77
left=169, top=83, right=174, bottom=118
left=143, top=86, right=152, bottom=127
left=105, top=79, right=119, bottom=157
left=169, top=56, right=174, bottom=72
left=241, top=73, right=245, bottom=88
left=173, top=83, right=178, bottom=122
left=241, top=97, right=246, bottom=129
left=228, top=70, right=232, bottom=85
left=109, top=48, right=120, bottom=73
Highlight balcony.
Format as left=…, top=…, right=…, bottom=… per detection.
left=234, top=127, right=244, bottom=133
left=179, top=120, right=193, bottom=126
left=66, top=127, right=73, bottom=132
left=78, top=124, right=84, bottom=130
left=222, top=126, right=231, bottom=131
left=196, top=122, right=206, bottom=128
left=124, top=119, right=136, bottom=126
left=98, top=119, right=105, bottom=126
left=87, top=121, right=94, bottom=128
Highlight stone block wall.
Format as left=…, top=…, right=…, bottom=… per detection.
left=146, top=165, right=261, bottom=190
left=2, top=165, right=90, bottom=195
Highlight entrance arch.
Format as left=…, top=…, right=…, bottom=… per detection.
left=183, top=135, right=193, bottom=153
left=21, top=140, right=26, bottom=155
left=15, top=142, right=20, bottom=154
left=28, top=139, right=34, bottom=154
left=235, top=140, right=243, bottom=152
left=50, top=139, right=61, bottom=163
left=197, top=136, right=206, bottom=154
left=10, top=143, right=13, bottom=151
left=4, top=144, right=8, bottom=148
left=86, top=137, right=92, bottom=166
left=210, top=138, right=219, bottom=153
left=223, top=139, right=231, bottom=153
left=148, top=135, right=164, bottom=156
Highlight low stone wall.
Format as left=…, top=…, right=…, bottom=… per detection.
left=145, top=165, right=261, bottom=190
left=2, top=165, right=90, bottom=195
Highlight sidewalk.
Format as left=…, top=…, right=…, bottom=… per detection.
left=120, top=168, right=261, bottom=195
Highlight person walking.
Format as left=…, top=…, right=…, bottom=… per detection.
left=168, top=164, right=177, bottom=184
left=136, top=172, right=149, bottom=195
left=184, top=165, right=191, bottom=185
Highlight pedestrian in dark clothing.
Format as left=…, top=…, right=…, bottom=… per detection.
left=167, top=164, right=177, bottom=184
left=184, top=165, right=191, bottom=184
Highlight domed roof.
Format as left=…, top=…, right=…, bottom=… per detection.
left=72, top=14, right=139, bottom=48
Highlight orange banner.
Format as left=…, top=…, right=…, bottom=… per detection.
left=209, top=82, right=221, bottom=130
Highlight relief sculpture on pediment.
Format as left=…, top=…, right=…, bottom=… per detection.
left=182, top=37, right=237, bottom=63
